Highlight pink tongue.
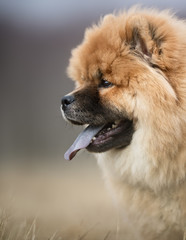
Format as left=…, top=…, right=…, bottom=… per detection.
left=64, top=125, right=104, bottom=160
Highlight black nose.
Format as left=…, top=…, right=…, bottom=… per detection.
left=61, top=95, right=75, bottom=110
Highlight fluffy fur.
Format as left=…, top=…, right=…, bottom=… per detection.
left=66, top=7, right=186, bottom=239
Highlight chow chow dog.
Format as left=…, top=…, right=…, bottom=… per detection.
left=61, top=7, right=186, bottom=240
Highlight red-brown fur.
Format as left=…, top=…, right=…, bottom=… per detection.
left=67, top=7, right=186, bottom=239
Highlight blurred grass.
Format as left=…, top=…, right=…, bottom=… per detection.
left=0, top=156, right=124, bottom=240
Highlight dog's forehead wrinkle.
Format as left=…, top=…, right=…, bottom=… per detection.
left=97, top=69, right=103, bottom=79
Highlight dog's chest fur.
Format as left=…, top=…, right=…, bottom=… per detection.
left=96, top=146, right=186, bottom=240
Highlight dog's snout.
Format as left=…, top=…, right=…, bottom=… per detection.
left=61, top=95, right=75, bottom=110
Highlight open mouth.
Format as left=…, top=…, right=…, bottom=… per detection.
left=64, top=119, right=134, bottom=160
left=87, top=119, right=133, bottom=152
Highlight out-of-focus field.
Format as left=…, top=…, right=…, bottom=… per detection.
left=0, top=156, right=124, bottom=240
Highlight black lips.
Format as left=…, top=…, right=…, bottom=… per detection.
left=87, top=119, right=134, bottom=152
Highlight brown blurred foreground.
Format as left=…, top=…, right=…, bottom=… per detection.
left=0, top=156, right=125, bottom=240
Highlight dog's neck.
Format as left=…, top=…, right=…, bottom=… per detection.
left=96, top=126, right=186, bottom=193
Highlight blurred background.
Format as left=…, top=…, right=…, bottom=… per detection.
left=0, top=0, right=186, bottom=239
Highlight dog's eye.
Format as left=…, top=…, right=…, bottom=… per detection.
left=99, top=79, right=113, bottom=88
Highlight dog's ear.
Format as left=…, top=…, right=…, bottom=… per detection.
left=125, top=15, right=152, bottom=57
left=130, top=27, right=150, bottom=57
left=125, top=15, right=166, bottom=58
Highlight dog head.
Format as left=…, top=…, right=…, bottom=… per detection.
left=62, top=8, right=183, bottom=167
